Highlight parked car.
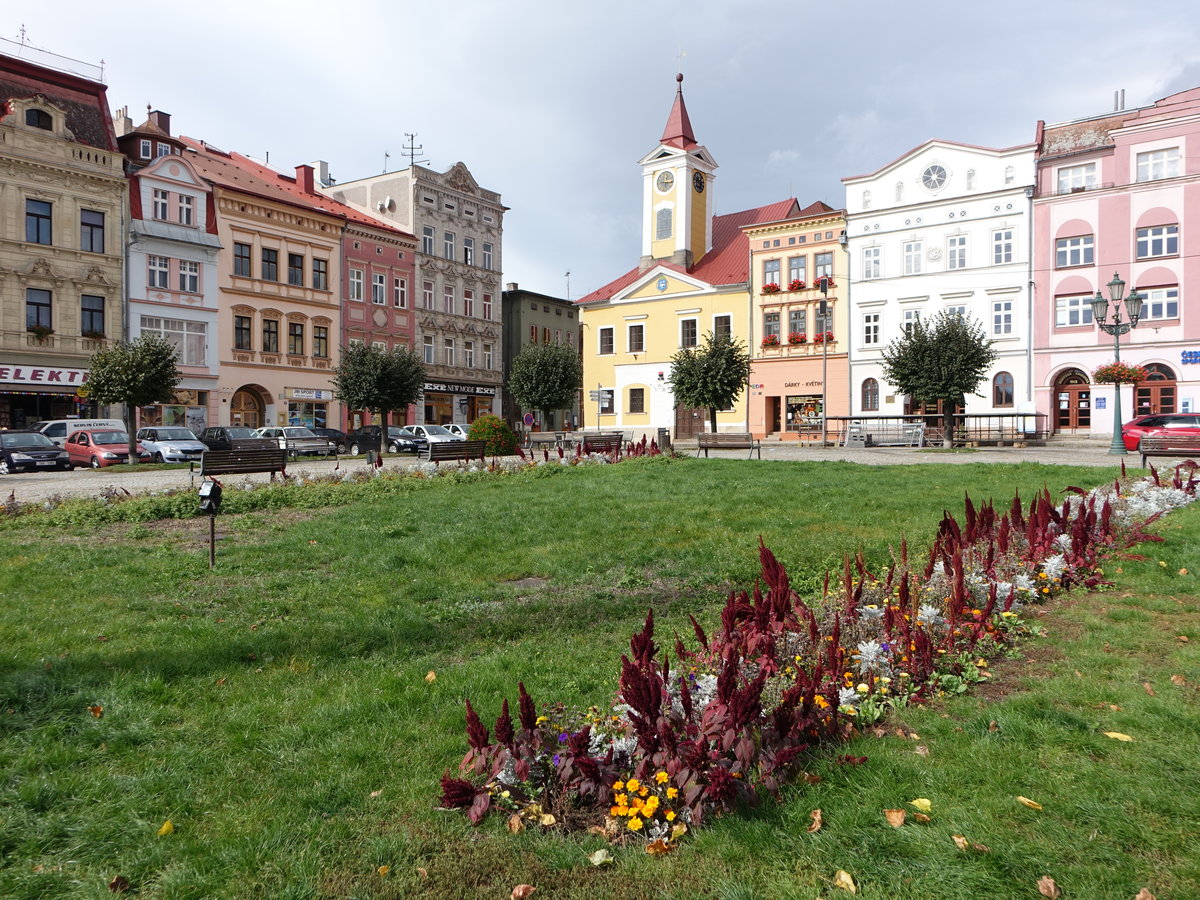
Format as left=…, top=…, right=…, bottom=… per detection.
left=409, top=424, right=464, bottom=443
left=1122, top=413, right=1200, bottom=451
left=135, top=426, right=208, bottom=463
left=33, top=418, right=125, bottom=447
left=251, top=426, right=336, bottom=457
left=309, top=427, right=348, bottom=454
left=444, top=423, right=471, bottom=438
left=197, top=426, right=270, bottom=451
left=64, top=429, right=151, bottom=469
left=0, top=430, right=71, bottom=474
left=345, top=425, right=425, bottom=455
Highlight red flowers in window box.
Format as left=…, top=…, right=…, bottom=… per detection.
left=789, top=279, right=806, bottom=291
left=813, top=331, right=834, bottom=344
left=761, top=334, right=781, bottom=348
left=787, top=332, right=807, bottom=345
left=762, top=282, right=781, bottom=294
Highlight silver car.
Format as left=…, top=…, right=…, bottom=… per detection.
left=410, top=424, right=465, bottom=443
left=135, top=426, right=208, bottom=463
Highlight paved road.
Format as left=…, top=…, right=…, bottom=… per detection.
left=0, top=440, right=1155, bottom=507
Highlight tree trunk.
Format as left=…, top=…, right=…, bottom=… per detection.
left=708, top=407, right=718, bottom=434
left=942, top=400, right=954, bottom=448
left=126, top=402, right=138, bottom=465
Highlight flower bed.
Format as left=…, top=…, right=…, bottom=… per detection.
left=443, top=463, right=1199, bottom=849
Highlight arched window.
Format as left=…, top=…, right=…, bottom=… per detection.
left=993, top=371, right=1014, bottom=407
left=862, top=378, right=879, bottom=411
left=1141, top=363, right=1175, bottom=381
left=25, top=108, right=52, bottom=130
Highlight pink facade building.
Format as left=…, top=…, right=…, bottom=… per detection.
left=1033, top=89, right=1200, bottom=435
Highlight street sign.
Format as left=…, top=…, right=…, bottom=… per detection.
left=588, top=390, right=600, bottom=400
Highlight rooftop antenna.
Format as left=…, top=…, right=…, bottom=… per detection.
left=382, top=150, right=390, bottom=173
left=403, top=133, right=430, bottom=167
left=565, top=270, right=571, bottom=300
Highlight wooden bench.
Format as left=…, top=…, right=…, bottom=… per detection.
left=696, top=432, right=761, bottom=459
left=419, top=440, right=486, bottom=462
left=1138, top=434, right=1200, bottom=468
left=579, top=434, right=624, bottom=454
left=190, top=448, right=289, bottom=486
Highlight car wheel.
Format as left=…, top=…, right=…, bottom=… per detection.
left=91, top=457, right=101, bottom=469
left=337, top=442, right=347, bottom=454
left=350, top=443, right=361, bottom=456
left=154, top=452, right=165, bottom=463
left=0, top=460, right=8, bottom=475
left=386, top=443, right=398, bottom=453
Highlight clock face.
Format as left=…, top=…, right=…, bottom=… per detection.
left=693, top=172, right=705, bottom=193
left=921, top=164, right=948, bottom=192
left=656, top=171, right=674, bottom=192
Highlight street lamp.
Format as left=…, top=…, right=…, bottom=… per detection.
left=817, top=275, right=832, bottom=447
left=1090, top=272, right=1144, bottom=456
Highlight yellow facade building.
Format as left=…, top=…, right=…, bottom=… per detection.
left=746, top=207, right=850, bottom=440
left=577, top=76, right=797, bottom=439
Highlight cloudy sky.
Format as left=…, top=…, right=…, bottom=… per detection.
left=9, top=1, right=1200, bottom=300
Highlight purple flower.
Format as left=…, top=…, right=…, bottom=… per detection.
left=552, top=754, right=560, bottom=765
left=558, top=732, right=569, bottom=743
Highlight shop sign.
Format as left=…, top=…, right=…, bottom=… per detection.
left=1182, top=349, right=1200, bottom=365
left=287, top=388, right=333, bottom=400
left=423, top=381, right=497, bottom=397
left=0, top=363, right=89, bottom=386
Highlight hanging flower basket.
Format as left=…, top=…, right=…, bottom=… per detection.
left=788, top=279, right=806, bottom=292
left=761, top=334, right=781, bottom=348
left=762, top=282, right=781, bottom=294
left=1093, top=361, right=1147, bottom=384
left=787, top=332, right=807, bottom=345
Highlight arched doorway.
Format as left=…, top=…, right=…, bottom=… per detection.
left=1135, top=363, right=1176, bottom=417
left=1053, top=368, right=1091, bottom=433
left=230, top=388, right=264, bottom=428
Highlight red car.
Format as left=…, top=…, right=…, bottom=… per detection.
left=65, top=429, right=152, bottom=469
left=1121, top=413, right=1200, bottom=451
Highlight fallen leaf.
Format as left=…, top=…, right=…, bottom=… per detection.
left=1109, top=704, right=1122, bottom=711
left=88, top=705, right=103, bottom=718
left=670, top=823, right=688, bottom=841
left=645, top=838, right=673, bottom=855
left=417, top=868, right=428, bottom=878
left=377, top=865, right=390, bottom=876
left=507, top=814, right=525, bottom=834
left=97, top=634, right=110, bottom=642
left=833, top=869, right=857, bottom=894
left=1134, top=890, right=1156, bottom=900
left=1178, top=635, right=1190, bottom=643
left=587, top=849, right=613, bottom=867
left=108, top=875, right=131, bottom=893
left=914, top=744, right=929, bottom=757
left=972, top=842, right=991, bottom=853
left=807, top=808, right=823, bottom=833
left=587, top=825, right=608, bottom=837
left=884, top=809, right=906, bottom=827
left=909, top=732, right=921, bottom=740
left=511, top=886, right=536, bottom=900
left=1179, top=568, right=1189, bottom=576
left=909, top=798, right=932, bottom=813
left=425, top=670, right=437, bottom=682
left=216, top=678, right=226, bottom=686
left=952, top=834, right=969, bottom=850
left=913, top=812, right=932, bottom=823
left=1017, top=796, right=1043, bottom=810
left=1142, top=682, right=1155, bottom=697
left=539, top=813, right=556, bottom=827
left=1104, top=731, right=1134, bottom=742
left=1171, top=674, right=1187, bottom=686
left=1037, top=875, right=1061, bottom=898
left=802, top=773, right=822, bottom=785
left=1075, top=670, right=1083, bottom=678
left=988, top=720, right=998, bottom=732
left=157, top=820, right=174, bottom=837
left=369, top=789, right=383, bottom=798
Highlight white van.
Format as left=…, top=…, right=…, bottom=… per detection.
left=33, top=418, right=127, bottom=447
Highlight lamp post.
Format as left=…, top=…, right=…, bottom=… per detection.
left=817, top=275, right=832, bottom=447
left=1090, top=272, right=1144, bottom=456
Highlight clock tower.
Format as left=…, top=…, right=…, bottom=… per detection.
left=639, top=74, right=717, bottom=270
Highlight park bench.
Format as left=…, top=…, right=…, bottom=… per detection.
left=420, top=440, right=486, bottom=463
left=1138, top=434, right=1200, bottom=468
left=579, top=433, right=624, bottom=454
left=190, top=448, right=289, bottom=486
left=843, top=423, right=926, bottom=448
left=696, top=432, right=762, bottom=459
left=526, top=432, right=565, bottom=451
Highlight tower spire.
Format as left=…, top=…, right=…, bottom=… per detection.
left=660, top=73, right=697, bottom=150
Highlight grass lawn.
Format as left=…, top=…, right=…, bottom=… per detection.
left=1, top=456, right=1197, bottom=898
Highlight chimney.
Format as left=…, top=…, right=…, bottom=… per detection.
left=295, top=164, right=315, bottom=194
left=505, top=282, right=518, bottom=291
left=148, top=110, right=171, bottom=135
left=310, top=159, right=331, bottom=187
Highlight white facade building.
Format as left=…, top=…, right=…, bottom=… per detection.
left=842, top=139, right=1036, bottom=422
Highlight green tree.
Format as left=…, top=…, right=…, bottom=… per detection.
left=880, top=310, right=997, bottom=447
left=669, top=332, right=752, bottom=433
left=85, top=333, right=182, bottom=460
left=507, top=343, right=582, bottom=428
left=331, top=343, right=425, bottom=432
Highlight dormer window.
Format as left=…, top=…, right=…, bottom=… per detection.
left=156, top=142, right=171, bottom=158
left=25, top=108, right=52, bottom=130
left=139, top=139, right=152, bottom=159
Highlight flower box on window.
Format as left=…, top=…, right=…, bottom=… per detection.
left=813, top=331, right=835, bottom=344
left=788, top=279, right=806, bottom=292
left=27, top=325, right=54, bottom=341
left=761, top=334, right=781, bottom=348
left=762, top=282, right=781, bottom=294
left=787, top=332, right=807, bottom=345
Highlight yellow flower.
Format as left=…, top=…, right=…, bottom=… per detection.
left=856, top=683, right=868, bottom=693
left=627, top=816, right=643, bottom=831
left=644, top=796, right=660, bottom=813
left=613, top=780, right=624, bottom=791
left=614, top=793, right=627, bottom=806
left=666, top=787, right=678, bottom=799
left=665, top=810, right=676, bottom=821
left=615, top=805, right=629, bottom=816
left=814, top=695, right=829, bottom=709
left=639, top=786, right=649, bottom=797
left=610, top=805, right=621, bottom=816
left=655, top=771, right=669, bottom=784
left=626, top=778, right=640, bottom=792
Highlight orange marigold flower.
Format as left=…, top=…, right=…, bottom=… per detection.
left=665, top=810, right=676, bottom=821
left=615, top=805, right=629, bottom=816
left=655, top=771, right=669, bottom=784
left=625, top=778, right=640, bottom=792
left=610, top=806, right=621, bottom=816
left=627, top=816, right=643, bottom=831
left=639, top=786, right=649, bottom=797
left=614, top=793, right=627, bottom=806
left=666, top=787, right=678, bottom=799
left=613, top=780, right=624, bottom=791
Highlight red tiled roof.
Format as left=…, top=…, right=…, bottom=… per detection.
left=178, top=137, right=416, bottom=241
left=660, top=74, right=697, bottom=150
left=576, top=197, right=801, bottom=305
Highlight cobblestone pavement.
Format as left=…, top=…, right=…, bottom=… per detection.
left=0, top=440, right=1149, bottom=507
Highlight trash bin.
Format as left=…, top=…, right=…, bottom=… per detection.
left=657, top=427, right=672, bottom=452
